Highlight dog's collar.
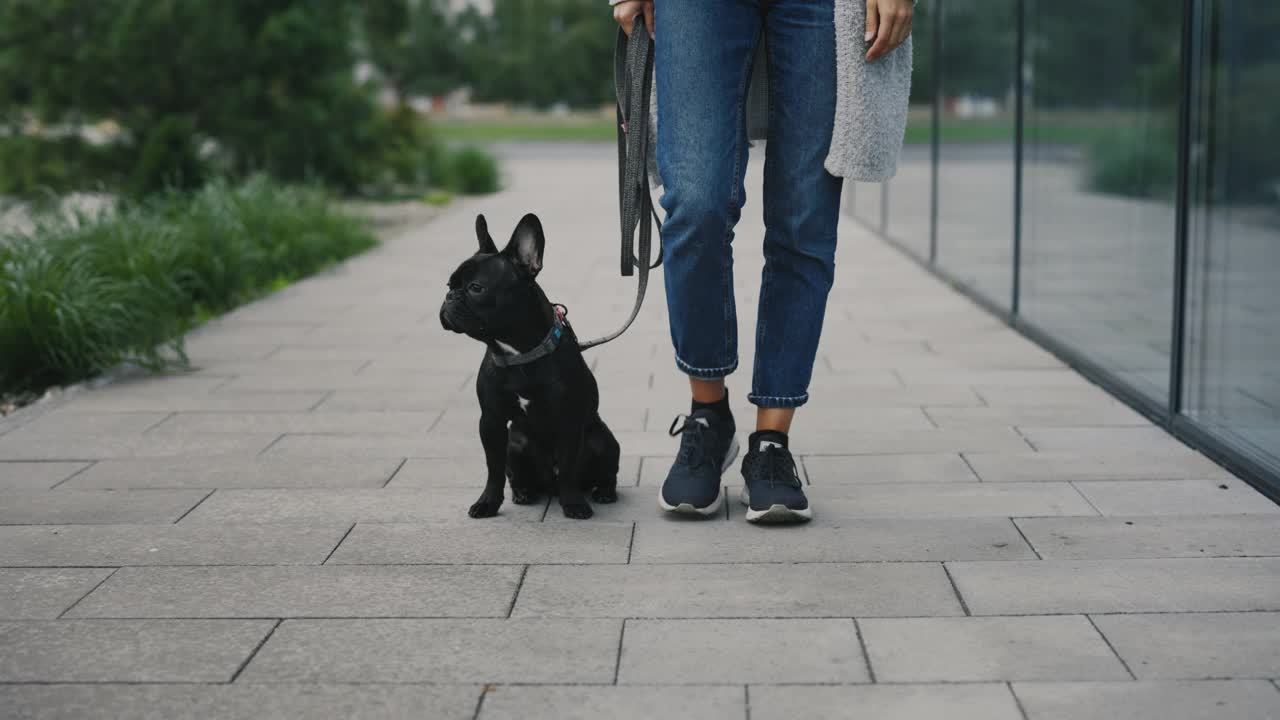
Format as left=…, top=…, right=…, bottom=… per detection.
left=488, top=305, right=568, bottom=368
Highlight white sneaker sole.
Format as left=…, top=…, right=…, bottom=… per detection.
left=740, top=486, right=813, bottom=524
left=658, top=436, right=740, bottom=516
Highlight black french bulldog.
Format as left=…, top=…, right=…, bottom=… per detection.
left=439, top=213, right=620, bottom=520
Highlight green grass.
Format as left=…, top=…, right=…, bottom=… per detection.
left=0, top=176, right=376, bottom=398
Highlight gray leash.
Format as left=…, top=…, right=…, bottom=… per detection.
left=577, top=16, right=663, bottom=351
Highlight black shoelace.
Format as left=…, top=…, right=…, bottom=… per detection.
left=668, top=414, right=713, bottom=469
left=750, top=445, right=802, bottom=489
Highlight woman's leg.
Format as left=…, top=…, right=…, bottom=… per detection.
left=653, top=0, right=762, bottom=514
left=751, top=0, right=843, bottom=418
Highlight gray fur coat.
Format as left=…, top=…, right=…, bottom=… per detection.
left=613, top=0, right=914, bottom=185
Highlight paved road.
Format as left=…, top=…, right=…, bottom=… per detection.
left=2, top=145, right=1279, bottom=719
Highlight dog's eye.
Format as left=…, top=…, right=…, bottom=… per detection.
left=466, top=282, right=484, bottom=294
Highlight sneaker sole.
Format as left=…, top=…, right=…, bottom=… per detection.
left=740, top=487, right=813, bottom=524
left=657, top=436, right=740, bottom=516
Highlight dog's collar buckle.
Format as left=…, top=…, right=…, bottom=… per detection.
left=489, top=312, right=565, bottom=368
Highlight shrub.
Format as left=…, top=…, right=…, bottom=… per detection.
left=1085, top=127, right=1178, bottom=199
left=0, top=176, right=375, bottom=397
left=443, top=146, right=500, bottom=195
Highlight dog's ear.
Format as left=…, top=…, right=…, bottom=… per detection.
left=503, top=213, right=545, bottom=276
left=475, top=214, right=498, bottom=255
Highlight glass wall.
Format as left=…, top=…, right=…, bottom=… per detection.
left=847, top=0, right=1280, bottom=498
left=935, top=0, right=1018, bottom=308
left=1184, top=0, right=1280, bottom=473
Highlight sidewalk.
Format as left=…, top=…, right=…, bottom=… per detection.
left=2, top=144, right=1279, bottom=719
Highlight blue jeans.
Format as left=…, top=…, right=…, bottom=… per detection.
left=655, top=0, right=843, bottom=409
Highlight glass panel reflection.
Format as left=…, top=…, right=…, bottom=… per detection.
left=883, top=0, right=935, bottom=260
left=1185, top=0, right=1280, bottom=471
left=1020, top=0, right=1182, bottom=401
left=935, top=0, right=1018, bottom=308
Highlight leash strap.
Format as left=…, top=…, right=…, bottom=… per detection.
left=578, top=16, right=662, bottom=351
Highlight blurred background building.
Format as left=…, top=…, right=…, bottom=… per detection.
left=848, top=0, right=1280, bottom=499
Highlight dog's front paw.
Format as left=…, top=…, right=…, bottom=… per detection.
left=468, top=499, right=502, bottom=518
left=511, top=488, right=540, bottom=505
left=560, top=502, right=594, bottom=520
left=590, top=487, right=618, bottom=504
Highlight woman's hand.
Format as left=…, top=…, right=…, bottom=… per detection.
left=865, top=0, right=913, bottom=61
left=613, top=0, right=654, bottom=39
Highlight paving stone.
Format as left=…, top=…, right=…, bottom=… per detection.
left=1019, top=427, right=1189, bottom=453
left=313, top=390, right=454, bottom=412
left=924, top=405, right=1149, bottom=428
left=478, top=685, right=745, bottom=720
left=791, top=428, right=1033, bottom=455
left=860, top=615, right=1129, bottom=682
left=1012, top=680, right=1280, bottom=720
left=64, top=457, right=401, bottom=489
left=618, top=619, right=866, bottom=683
left=384, top=455, right=640, bottom=489
left=798, top=482, right=1095, bottom=519
left=897, top=369, right=1091, bottom=387
left=0, top=619, right=274, bottom=682
left=0, top=569, right=113, bottom=619
left=948, top=558, right=1280, bottom=615
left=1016, top=515, right=1280, bottom=559
left=963, top=450, right=1233, bottom=482
left=630, top=518, right=1034, bottom=563
left=17, top=411, right=174, bottom=435
left=800, top=453, right=979, bottom=484
left=1091, top=612, right=1280, bottom=680
left=0, top=523, right=349, bottom=566
left=69, top=565, right=522, bottom=618
left=974, top=386, right=1122, bottom=407
left=512, top=563, right=962, bottom=618
left=215, top=372, right=468, bottom=393
left=181, top=488, right=545, bottom=524
left=1072, top=479, right=1280, bottom=516
left=0, top=462, right=90, bottom=490
left=262, top=433, right=481, bottom=459
left=0, top=431, right=278, bottom=460
left=326, top=521, right=631, bottom=564
left=149, top=411, right=441, bottom=436
left=61, top=391, right=328, bottom=413
left=0, top=490, right=209, bottom=524
left=749, top=684, right=1023, bottom=720
left=778, top=407, right=935, bottom=431
left=241, top=618, right=621, bottom=683
left=1, top=684, right=482, bottom=720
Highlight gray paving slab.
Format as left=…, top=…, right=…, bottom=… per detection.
left=860, top=615, right=1129, bottom=682
left=948, top=558, right=1280, bottom=615
left=69, top=565, right=522, bottom=618
left=768, top=428, right=1034, bottom=455
left=1012, top=680, right=1280, bottom=720
left=618, top=618, right=867, bottom=683
left=312, top=390, right=454, bottom=412
left=1091, top=612, right=1280, bottom=680
left=1072, top=479, right=1280, bottom=515
left=897, top=369, right=1091, bottom=387
left=973, top=385, right=1123, bottom=407
left=629, top=517, right=1034, bottom=563
left=149, top=411, right=441, bottom=436
left=0, top=523, right=349, bottom=566
left=16, top=411, right=173, bottom=435
left=385, top=455, right=641, bottom=489
left=61, top=390, right=328, bottom=413
left=0, top=431, right=278, bottom=460
left=240, top=618, right=622, bottom=683
left=326, top=521, right=632, bottom=564
left=0, top=619, right=274, bottom=682
left=1016, top=515, right=1280, bottom=559
left=749, top=684, right=1024, bottom=720
left=1019, top=426, right=1190, bottom=453
left=0, top=462, right=90, bottom=490
left=0, top=569, right=113, bottom=619
left=477, top=685, right=745, bottom=720
left=512, top=563, right=963, bottom=618
left=1, top=684, right=484, bottom=720
left=214, top=371, right=468, bottom=393
left=63, top=456, right=401, bottom=489
left=924, top=404, right=1149, bottom=427
left=180, top=488, right=545, bottom=524
left=0, top=490, right=209, bottom=524
left=797, top=482, right=1096, bottom=518
left=800, top=453, right=979, bottom=484
left=262, top=432, right=481, bottom=459
left=963, top=450, right=1234, bottom=482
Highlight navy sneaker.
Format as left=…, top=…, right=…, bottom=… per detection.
left=740, top=430, right=812, bottom=523
left=659, top=409, right=739, bottom=516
